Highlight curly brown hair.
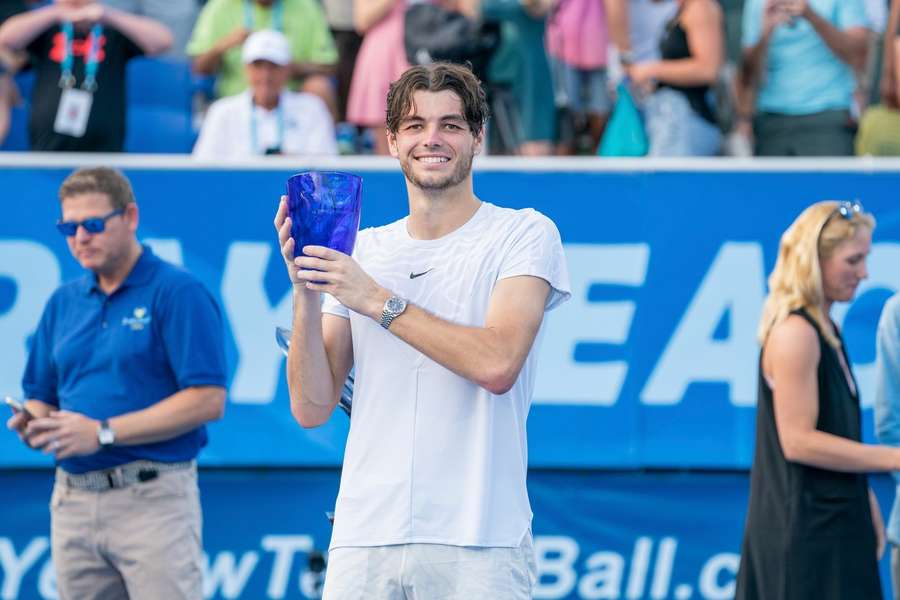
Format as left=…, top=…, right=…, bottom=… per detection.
left=386, top=62, right=489, bottom=137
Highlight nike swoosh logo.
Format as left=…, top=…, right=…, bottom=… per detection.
left=409, top=268, right=434, bottom=279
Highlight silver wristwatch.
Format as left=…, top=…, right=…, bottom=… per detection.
left=380, top=295, right=408, bottom=329
left=98, top=419, right=116, bottom=447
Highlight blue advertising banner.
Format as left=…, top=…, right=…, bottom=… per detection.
left=1, top=159, right=899, bottom=469
left=0, top=469, right=894, bottom=599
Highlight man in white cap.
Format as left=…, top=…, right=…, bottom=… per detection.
left=193, top=29, right=337, bottom=158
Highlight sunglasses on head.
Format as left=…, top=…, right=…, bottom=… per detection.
left=834, top=200, right=863, bottom=220
left=56, top=208, right=124, bottom=237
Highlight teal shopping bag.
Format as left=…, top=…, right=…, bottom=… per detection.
left=599, top=83, right=648, bottom=157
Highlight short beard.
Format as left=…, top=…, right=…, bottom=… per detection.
left=402, top=150, right=474, bottom=192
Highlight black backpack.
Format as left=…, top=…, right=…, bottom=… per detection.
left=403, top=3, right=500, bottom=80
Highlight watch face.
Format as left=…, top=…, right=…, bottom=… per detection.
left=386, top=297, right=406, bottom=313
left=99, top=426, right=114, bottom=445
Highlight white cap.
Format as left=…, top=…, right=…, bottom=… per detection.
left=241, top=30, right=291, bottom=66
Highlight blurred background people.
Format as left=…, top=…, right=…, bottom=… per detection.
left=479, top=0, right=558, bottom=155
left=546, top=0, right=612, bottom=155
left=345, top=0, right=409, bottom=155
left=322, top=0, right=361, bottom=126
left=628, top=0, right=724, bottom=156
left=855, top=0, right=900, bottom=156
left=876, top=292, right=900, bottom=600
left=99, top=0, right=198, bottom=58
left=0, top=0, right=29, bottom=147
left=187, top=0, right=338, bottom=115
left=193, top=30, right=337, bottom=159
left=740, top=0, right=871, bottom=156
left=605, top=0, right=678, bottom=82
left=0, top=0, right=172, bottom=152
left=880, top=0, right=900, bottom=108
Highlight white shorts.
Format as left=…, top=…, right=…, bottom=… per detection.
left=322, top=531, right=536, bottom=599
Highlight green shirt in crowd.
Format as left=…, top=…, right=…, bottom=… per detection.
left=187, top=0, right=338, bottom=98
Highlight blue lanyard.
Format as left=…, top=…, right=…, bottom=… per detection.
left=244, top=0, right=283, bottom=32
left=250, top=95, right=285, bottom=155
left=59, top=22, right=104, bottom=91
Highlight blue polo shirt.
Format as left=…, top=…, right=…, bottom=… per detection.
left=23, top=246, right=227, bottom=474
left=742, top=0, right=868, bottom=115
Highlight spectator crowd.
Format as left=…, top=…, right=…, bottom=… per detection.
left=0, top=0, right=898, bottom=157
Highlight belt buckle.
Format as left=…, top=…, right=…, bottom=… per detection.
left=105, top=467, right=125, bottom=489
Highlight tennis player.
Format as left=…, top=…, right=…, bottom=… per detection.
left=274, top=62, right=570, bottom=598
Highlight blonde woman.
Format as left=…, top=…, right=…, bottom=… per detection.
left=735, top=201, right=892, bottom=600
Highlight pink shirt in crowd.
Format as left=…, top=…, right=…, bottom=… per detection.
left=347, top=0, right=410, bottom=126
left=546, top=0, right=608, bottom=69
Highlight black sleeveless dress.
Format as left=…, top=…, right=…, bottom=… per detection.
left=658, top=12, right=716, bottom=124
left=735, top=309, right=882, bottom=600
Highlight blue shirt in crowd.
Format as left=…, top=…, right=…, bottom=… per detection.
left=742, top=0, right=868, bottom=116
left=23, top=245, right=227, bottom=474
left=876, top=293, right=900, bottom=545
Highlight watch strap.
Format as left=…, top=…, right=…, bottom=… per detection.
left=381, top=305, right=398, bottom=329
left=380, top=296, right=407, bottom=329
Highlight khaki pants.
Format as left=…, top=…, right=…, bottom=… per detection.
left=51, top=465, right=203, bottom=600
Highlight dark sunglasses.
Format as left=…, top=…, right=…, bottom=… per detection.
left=56, top=208, right=124, bottom=237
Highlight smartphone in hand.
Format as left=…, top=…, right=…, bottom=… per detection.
left=4, top=396, right=35, bottom=420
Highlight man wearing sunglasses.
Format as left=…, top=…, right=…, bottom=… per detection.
left=5, top=167, right=227, bottom=599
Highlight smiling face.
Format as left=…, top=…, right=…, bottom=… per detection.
left=820, top=225, right=871, bottom=304
left=60, top=192, right=137, bottom=276
left=388, top=90, right=483, bottom=192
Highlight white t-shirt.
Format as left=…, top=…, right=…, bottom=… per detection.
left=322, top=202, right=571, bottom=549
left=192, top=90, right=338, bottom=159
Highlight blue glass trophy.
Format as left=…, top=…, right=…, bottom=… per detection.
left=276, top=171, right=361, bottom=417
left=286, top=170, right=362, bottom=257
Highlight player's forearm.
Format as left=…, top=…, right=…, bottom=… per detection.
left=108, top=385, right=225, bottom=446
left=102, top=7, right=172, bottom=55
left=781, top=428, right=900, bottom=472
left=286, top=290, right=340, bottom=427
left=0, top=5, right=60, bottom=51
left=385, top=303, right=530, bottom=395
